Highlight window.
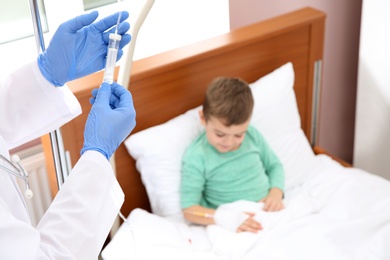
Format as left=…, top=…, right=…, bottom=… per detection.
left=83, top=0, right=117, bottom=10
left=0, top=0, right=229, bottom=77
left=0, top=0, right=48, bottom=44
left=0, top=0, right=118, bottom=46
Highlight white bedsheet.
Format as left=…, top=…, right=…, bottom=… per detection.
left=102, top=155, right=390, bottom=260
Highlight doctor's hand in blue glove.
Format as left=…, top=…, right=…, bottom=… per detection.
left=81, top=82, right=136, bottom=160
left=38, top=11, right=131, bottom=86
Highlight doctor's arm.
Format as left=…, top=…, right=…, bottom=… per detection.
left=35, top=82, right=135, bottom=259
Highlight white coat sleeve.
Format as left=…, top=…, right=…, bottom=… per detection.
left=0, top=151, right=124, bottom=259
left=0, top=61, right=81, bottom=149
left=33, top=151, right=124, bottom=259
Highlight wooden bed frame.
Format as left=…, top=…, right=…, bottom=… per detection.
left=43, top=7, right=326, bottom=218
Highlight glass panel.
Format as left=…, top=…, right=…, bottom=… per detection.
left=83, top=0, right=117, bottom=10
left=0, top=0, right=48, bottom=44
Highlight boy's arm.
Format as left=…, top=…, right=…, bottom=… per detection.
left=248, top=127, right=284, bottom=191
left=181, top=149, right=214, bottom=225
left=261, top=148, right=284, bottom=193
left=260, top=187, right=284, bottom=211
left=253, top=127, right=284, bottom=193
left=260, top=146, right=285, bottom=211
left=251, top=127, right=285, bottom=211
left=182, top=205, right=216, bottom=225
left=182, top=205, right=262, bottom=233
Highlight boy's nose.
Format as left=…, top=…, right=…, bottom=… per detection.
left=223, top=136, right=234, bottom=146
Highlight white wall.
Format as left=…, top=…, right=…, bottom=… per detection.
left=354, top=0, right=390, bottom=180
left=229, top=1, right=362, bottom=164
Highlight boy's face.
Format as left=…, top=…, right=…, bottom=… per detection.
left=199, top=110, right=250, bottom=153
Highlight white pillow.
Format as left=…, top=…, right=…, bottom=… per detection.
left=124, top=62, right=317, bottom=222
left=249, top=63, right=317, bottom=191
left=125, top=105, right=203, bottom=222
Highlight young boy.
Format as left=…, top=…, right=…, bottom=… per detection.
left=180, top=77, right=285, bottom=233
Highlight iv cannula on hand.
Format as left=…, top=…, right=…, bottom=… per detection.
left=103, top=12, right=122, bottom=84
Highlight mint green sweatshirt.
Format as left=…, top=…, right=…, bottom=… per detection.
left=181, top=125, right=284, bottom=209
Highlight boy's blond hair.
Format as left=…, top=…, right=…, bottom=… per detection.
left=203, top=77, right=254, bottom=126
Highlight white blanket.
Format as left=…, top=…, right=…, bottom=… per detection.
left=102, top=155, right=390, bottom=260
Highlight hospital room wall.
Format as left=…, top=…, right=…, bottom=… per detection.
left=229, top=1, right=362, bottom=165
left=353, top=0, right=390, bottom=181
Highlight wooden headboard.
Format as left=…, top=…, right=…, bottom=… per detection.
left=44, top=7, right=325, bottom=217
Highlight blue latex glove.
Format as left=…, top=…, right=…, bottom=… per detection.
left=81, top=82, right=136, bottom=159
left=38, top=11, right=131, bottom=86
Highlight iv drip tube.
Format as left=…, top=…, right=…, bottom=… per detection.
left=108, top=0, right=155, bottom=236
left=117, top=0, right=155, bottom=88
left=28, top=0, right=69, bottom=190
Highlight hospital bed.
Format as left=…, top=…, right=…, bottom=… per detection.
left=53, top=7, right=390, bottom=260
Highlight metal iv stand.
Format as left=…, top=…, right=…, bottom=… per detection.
left=29, top=0, right=69, bottom=190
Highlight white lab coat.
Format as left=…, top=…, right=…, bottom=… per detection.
left=0, top=61, right=124, bottom=259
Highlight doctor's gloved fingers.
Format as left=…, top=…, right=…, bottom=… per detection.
left=61, top=11, right=99, bottom=33
left=110, top=82, right=134, bottom=108
left=89, top=95, right=115, bottom=107
left=98, top=83, right=130, bottom=110
left=93, top=83, right=113, bottom=107
left=113, top=33, right=131, bottom=61
left=91, top=88, right=99, bottom=96
left=89, top=87, right=107, bottom=105
left=91, top=83, right=130, bottom=108
left=103, top=22, right=131, bottom=43
left=89, top=88, right=99, bottom=104
left=107, top=93, right=122, bottom=109
left=92, top=11, right=129, bottom=33
left=118, top=33, right=131, bottom=50
left=89, top=87, right=119, bottom=105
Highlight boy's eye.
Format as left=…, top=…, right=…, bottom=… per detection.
left=215, top=133, right=224, bottom=137
left=235, top=134, right=243, bottom=138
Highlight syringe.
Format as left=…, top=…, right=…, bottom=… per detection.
left=103, top=11, right=122, bottom=84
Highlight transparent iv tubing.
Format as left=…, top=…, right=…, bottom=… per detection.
left=103, top=33, right=122, bottom=83
left=103, top=11, right=122, bottom=84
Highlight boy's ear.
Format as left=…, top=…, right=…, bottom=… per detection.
left=198, top=109, right=206, bottom=126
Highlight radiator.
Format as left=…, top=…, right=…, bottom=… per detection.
left=13, top=144, right=53, bottom=227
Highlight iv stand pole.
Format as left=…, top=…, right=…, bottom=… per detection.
left=29, top=0, right=69, bottom=190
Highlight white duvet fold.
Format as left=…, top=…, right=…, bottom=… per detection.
left=102, top=155, right=390, bottom=260
left=207, top=155, right=390, bottom=260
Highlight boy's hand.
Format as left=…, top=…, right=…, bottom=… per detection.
left=214, top=208, right=257, bottom=232
left=260, top=188, right=284, bottom=212
left=237, top=213, right=263, bottom=233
